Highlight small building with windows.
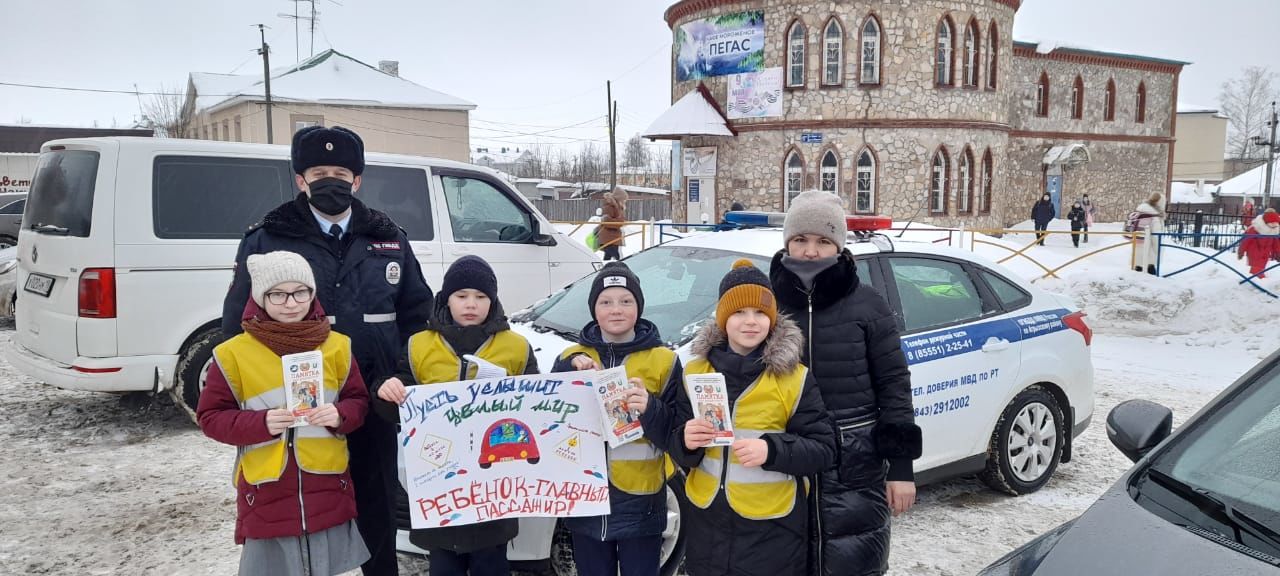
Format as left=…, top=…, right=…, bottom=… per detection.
left=182, top=50, right=475, bottom=163
left=652, top=1, right=1186, bottom=226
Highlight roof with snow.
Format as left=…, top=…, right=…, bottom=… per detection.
left=189, top=50, right=475, bottom=115
left=571, top=183, right=670, bottom=198
left=1215, top=163, right=1278, bottom=199
left=1013, top=38, right=1190, bottom=67
left=1177, top=102, right=1229, bottom=119
left=643, top=84, right=735, bottom=140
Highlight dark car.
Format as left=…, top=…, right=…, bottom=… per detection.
left=980, top=350, right=1280, bottom=575
left=0, top=193, right=25, bottom=248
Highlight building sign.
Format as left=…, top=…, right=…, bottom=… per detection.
left=675, top=11, right=766, bottom=82
left=801, top=133, right=823, bottom=144
left=726, top=68, right=783, bottom=119
left=688, top=179, right=701, bottom=203
left=682, top=147, right=717, bottom=178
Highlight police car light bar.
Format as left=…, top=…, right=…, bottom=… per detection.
left=723, top=211, right=892, bottom=232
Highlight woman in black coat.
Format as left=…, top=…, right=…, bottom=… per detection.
left=1067, top=201, right=1087, bottom=248
left=768, top=191, right=922, bottom=576
left=1031, top=194, right=1056, bottom=246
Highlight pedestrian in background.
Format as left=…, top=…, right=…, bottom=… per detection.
left=599, top=188, right=629, bottom=261
left=1032, top=194, right=1056, bottom=246
left=1067, top=201, right=1087, bottom=248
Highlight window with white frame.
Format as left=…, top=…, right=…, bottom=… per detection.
left=930, top=150, right=949, bottom=213
left=788, top=22, right=807, bottom=88
left=963, top=22, right=978, bottom=87
left=820, top=150, right=839, bottom=194
left=936, top=19, right=953, bottom=86
left=861, top=17, right=881, bottom=85
left=823, top=19, right=843, bottom=86
left=1071, top=76, right=1084, bottom=120
left=980, top=151, right=993, bottom=213
left=786, top=152, right=804, bottom=207
left=958, top=150, right=973, bottom=213
left=1104, top=79, right=1116, bottom=121
left=985, top=22, right=998, bottom=89
left=856, top=150, right=876, bottom=214
left=1036, top=72, right=1049, bottom=117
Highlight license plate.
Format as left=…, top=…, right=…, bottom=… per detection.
left=24, top=273, right=54, bottom=297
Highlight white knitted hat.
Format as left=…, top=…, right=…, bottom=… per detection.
left=783, top=190, right=846, bottom=247
left=246, top=251, right=316, bottom=307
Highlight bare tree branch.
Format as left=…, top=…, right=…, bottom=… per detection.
left=138, top=83, right=191, bottom=138
left=1221, top=66, right=1278, bottom=160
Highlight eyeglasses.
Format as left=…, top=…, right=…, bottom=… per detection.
left=264, top=288, right=315, bottom=306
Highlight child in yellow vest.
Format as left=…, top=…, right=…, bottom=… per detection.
left=197, top=250, right=371, bottom=576
left=552, top=261, right=682, bottom=576
left=373, top=255, right=539, bottom=576
left=671, top=259, right=835, bottom=576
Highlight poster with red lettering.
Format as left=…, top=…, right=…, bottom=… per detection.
left=397, top=370, right=612, bottom=529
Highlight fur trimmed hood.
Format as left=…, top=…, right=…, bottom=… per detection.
left=1251, top=213, right=1280, bottom=236
left=689, top=314, right=805, bottom=376
left=257, top=192, right=401, bottom=241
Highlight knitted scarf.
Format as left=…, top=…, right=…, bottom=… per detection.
left=241, top=317, right=331, bottom=356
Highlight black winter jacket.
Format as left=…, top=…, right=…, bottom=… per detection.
left=669, top=318, right=835, bottom=576
left=770, top=251, right=922, bottom=576
left=1067, top=206, right=1087, bottom=230
left=552, top=319, right=682, bottom=541
left=1032, top=200, right=1056, bottom=226
left=373, top=299, right=540, bottom=554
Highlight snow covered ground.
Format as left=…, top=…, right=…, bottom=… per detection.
left=0, top=219, right=1276, bottom=575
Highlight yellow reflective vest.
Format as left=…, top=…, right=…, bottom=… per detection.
left=212, top=332, right=353, bottom=486
left=683, top=357, right=807, bottom=520
left=559, top=345, right=677, bottom=495
left=406, top=329, right=531, bottom=384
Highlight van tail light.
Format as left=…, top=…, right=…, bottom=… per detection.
left=78, top=268, right=117, bottom=319
left=1063, top=311, right=1092, bottom=347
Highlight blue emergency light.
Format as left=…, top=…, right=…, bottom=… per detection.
left=723, top=211, right=893, bottom=232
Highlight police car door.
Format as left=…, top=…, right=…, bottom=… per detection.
left=880, top=255, right=1022, bottom=473
left=354, top=164, right=445, bottom=289
left=432, top=169, right=552, bottom=311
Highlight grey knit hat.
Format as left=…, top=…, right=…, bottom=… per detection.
left=783, top=190, right=846, bottom=246
left=246, top=251, right=316, bottom=307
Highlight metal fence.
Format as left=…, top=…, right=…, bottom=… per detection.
left=529, top=198, right=672, bottom=222
left=1164, top=209, right=1249, bottom=250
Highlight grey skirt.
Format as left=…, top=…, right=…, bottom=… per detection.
left=239, top=519, right=370, bottom=576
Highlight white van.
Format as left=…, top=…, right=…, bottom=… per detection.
left=6, top=137, right=599, bottom=416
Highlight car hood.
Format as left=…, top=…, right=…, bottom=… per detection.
left=1024, top=473, right=1280, bottom=575
left=511, top=322, right=578, bottom=373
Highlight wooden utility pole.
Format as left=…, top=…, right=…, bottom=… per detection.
left=257, top=24, right=275, bottom=144
left=607, top=81, right=618, bottom=191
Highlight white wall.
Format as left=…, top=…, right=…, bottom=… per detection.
left=0, top=154, right=39, bottom=194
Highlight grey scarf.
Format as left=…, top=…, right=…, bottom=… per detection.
left=781, top=254, right=839, bottom=291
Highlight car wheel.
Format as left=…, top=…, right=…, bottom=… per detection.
left=171, top=327, right=221, bottom=424
left=0, top=235, right=16, bottom=249
left=547, top=476, right=687, bottom=576
left=980, top=385, right=1065, bottom=495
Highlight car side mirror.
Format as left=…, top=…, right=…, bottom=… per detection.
left=533, top=233, right=557, bottom=247
left=1107, top=399, right=1173, bottom=463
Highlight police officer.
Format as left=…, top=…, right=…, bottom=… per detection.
left=223, top=126, right=433, bottom=576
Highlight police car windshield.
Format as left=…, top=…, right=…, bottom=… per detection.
left=524, top=245, right=771, bottom=346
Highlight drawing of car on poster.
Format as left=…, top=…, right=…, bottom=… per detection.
left=479, top=418, right=541, bottom=468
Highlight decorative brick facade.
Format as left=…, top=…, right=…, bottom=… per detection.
left=663, top=0, right=1185, bottom=227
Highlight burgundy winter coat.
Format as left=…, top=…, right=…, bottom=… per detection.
left=197, top=299, right=370, bottom=544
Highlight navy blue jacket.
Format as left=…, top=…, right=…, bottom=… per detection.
left=222, top=193, right=434, bottom=386
left=552, top=319, right=682, bottom=541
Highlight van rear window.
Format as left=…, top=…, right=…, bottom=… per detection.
left=27, top=150, right=100, bottom=238
left=153, top=156, right=294, bottom=239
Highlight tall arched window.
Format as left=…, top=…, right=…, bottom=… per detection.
left=1036, top=72, right=1050, bottom=117
left=1104, top=79, right=1116, bottom=121
left=980, top=149, right=993, bottom=214
left=823, top=18, right=843, bottom=86
left=986, top=21, right=998, bottom=90
left=930, top=148, right=950, bottom=214
left=936, top=18, right=954, bottom=86
left=958, top=148, right=974, bottom=214
left=785, top=151, right=804, bottom=208
left=963, top=19, right=979, bottom=87
left=855, top=149, right=877, bottom=214
left=787, top=21, right=807, bottom=88
left=1135, top=82, right=1147, bottom=123
left=860, top=16, right=881, bottom=85
left=1071, top=76, right=1084, bottom=120
left=820, top=150, right=840, bottom=194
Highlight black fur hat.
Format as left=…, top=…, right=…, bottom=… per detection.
left=291, top=126, right=365, bottom=176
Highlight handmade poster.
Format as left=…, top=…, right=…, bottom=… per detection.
left=685, top=373, right=734, bottom=446
left=594, top=366, right=644, bottom=447
left=283, top=351, right=323, bottom=427
left=398, top=371, right=611, bottom=529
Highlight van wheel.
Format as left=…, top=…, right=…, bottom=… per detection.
left=980, top=385, right=1065, bottom=495
left=171, top=327, right=221, bottom=425
left=547, top=476, right=687, bottom=576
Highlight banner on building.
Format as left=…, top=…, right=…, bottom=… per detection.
left=675, top=11, right=766, bottom=82
left=726, top=68, right=783, bottom=119
left=398, top=371, right=611, bottom=529
left=683, top=147, right=718, bottom=178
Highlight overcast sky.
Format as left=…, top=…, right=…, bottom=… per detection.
left=2, top=0, right=1276, bottom=151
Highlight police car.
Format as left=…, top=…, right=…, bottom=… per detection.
left=401, top=213, right=1095, bottom=575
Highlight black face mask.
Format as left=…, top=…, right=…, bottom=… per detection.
left=307, top=177, right=354, bottom=216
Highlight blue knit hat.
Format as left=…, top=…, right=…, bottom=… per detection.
left=441, top=255, right=498, bottom=302
left=291, top=126, right=365, bottom=176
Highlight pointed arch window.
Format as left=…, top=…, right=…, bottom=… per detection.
left=1036, top=72, right=1050, bottom=117
left=785, top=151, right=804, bottom=208
left=980, top=150, right=993, bottom=214
left=860, top=17, right=881, bottom=85
left=936, top=18, right=954, bottom=86
left=963, top=20, right=979, bottom=87
left=1071, top=76, right=1084, bottom=120
left=1104, top=79, right=1116, bottom=121
left=1136, top=82, right=1147, bottom=123
left=823, top=19, right=843, bottom=86
left=986, top=21, right=998, bottom=90
left=787, top=22, right=807, bottom=88
left=855, top=149, right=877, bottom=214
left=958, top=148, right=974, bottom=214
left=820, top=150, right=839, bottom=194
left=930, top=149, right=950, bottom=214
